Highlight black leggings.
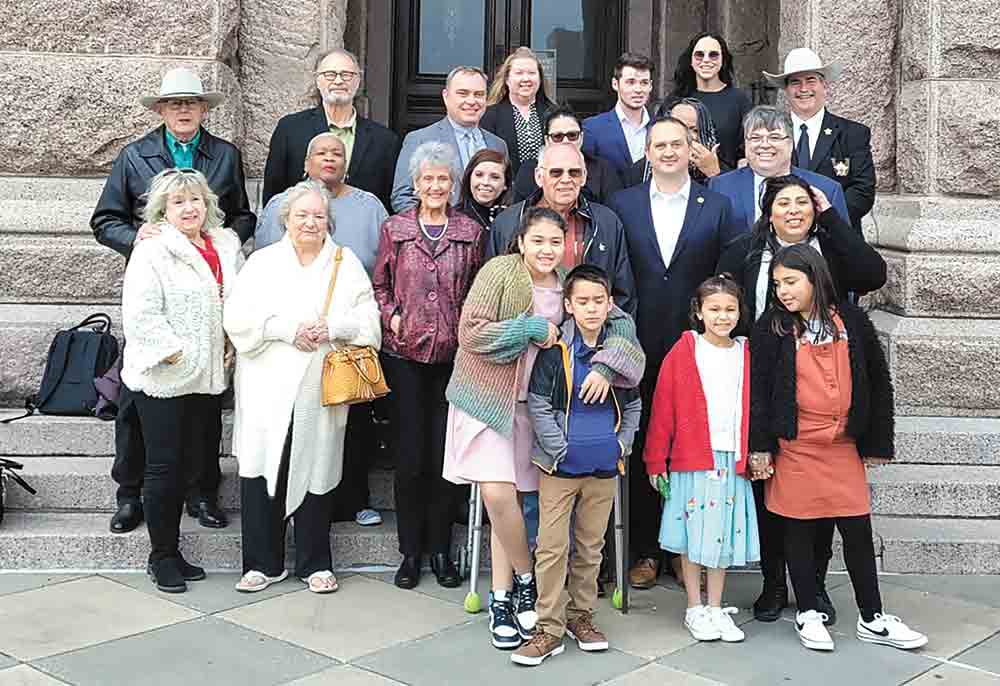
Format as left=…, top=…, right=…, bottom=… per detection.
left=782, top=514, right=883, bottom=622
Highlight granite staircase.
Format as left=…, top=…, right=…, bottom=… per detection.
left=1, top=178, right=998, bottom=572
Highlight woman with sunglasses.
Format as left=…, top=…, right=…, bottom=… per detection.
left=671, top=33, right=753, bottom=171
left=510, top=106, right=622, bottom=205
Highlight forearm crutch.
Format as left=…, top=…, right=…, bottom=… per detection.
left=612, top=466, right=630, bottom=614
left=462, top=481, right=485, bottom=613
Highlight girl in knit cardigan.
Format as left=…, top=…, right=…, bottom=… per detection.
left=444, top=207, right=644, bottom=650
left=644, top=274, right=760, bottom=643
left=750, top=244, right=926, bottom=653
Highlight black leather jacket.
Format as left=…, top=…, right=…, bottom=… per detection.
left=91, top=126, right=256, bottom=258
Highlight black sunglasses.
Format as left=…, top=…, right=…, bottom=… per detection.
left=546, top=131, right=581, bottom=143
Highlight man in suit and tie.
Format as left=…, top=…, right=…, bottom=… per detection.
left=607, top=117, right=741, bottom=589
left=582, top=53, right=655, bottom=182
left=263, top=48, right=401, bottom=211
left=709, top=106, right=850, bottom=231
left=391, top=66, right=507, bottom=213
left=764, top=48, right=876, bottom=233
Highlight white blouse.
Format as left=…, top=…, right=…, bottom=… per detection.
left=694, top=334, right=745, bottom=452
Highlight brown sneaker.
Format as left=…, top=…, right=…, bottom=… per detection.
left=566, top=613, right=609, bottom=651
left=629, top=557, right=658, bottom=589
left=510, top=630, right=565, bottom=666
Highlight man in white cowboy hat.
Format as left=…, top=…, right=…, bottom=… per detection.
left=764, top=48, right=875, bottom=233
left=91, top=67, right=255, bottom=536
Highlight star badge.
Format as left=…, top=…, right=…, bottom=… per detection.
left=824, top=128, right=833, bottom=135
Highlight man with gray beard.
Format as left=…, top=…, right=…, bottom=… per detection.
left=263, top=48, right=401, bottom=212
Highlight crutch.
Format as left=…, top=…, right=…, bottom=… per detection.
left=612, top=461, right=630, bottom=613
left=461, top=482, right=485, bottom=613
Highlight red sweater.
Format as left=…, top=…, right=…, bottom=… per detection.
left=643, top=331, right=750, bottom=476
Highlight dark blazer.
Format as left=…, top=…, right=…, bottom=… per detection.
left=480, top=95, right=555, bottom=176
left=607, top=179, right=741, bottom=368
left=91, top=126, right=256, bottom=258
left=716, top=207, right=887, bottom=332
left=708, top=165, right=850, bottom=234
left=486, top=191, right=637, bottom=317
left=792, top=110, right=876, bottom=234
left=582, top=108, right=645, bottom=180
left=511, top=153, right=622, bottom=206
left=262, top=105, right=401, bottom=211
left=749, top=301, right=894, bottom=459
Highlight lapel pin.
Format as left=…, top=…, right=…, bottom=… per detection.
left=824, top=128, right=833, bottom=135
left=833, top=158, right=851, bottom=176
left=697, top=196, right=704, bottom=204
left=599, top=242, right=606, bottom=252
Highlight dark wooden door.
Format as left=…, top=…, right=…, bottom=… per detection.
left=391, top=0, right=626, bottom=135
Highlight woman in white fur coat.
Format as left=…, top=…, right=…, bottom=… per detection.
left=225, top=180, right=381, bottom=594
left=121, top=168, right=244, bottom=594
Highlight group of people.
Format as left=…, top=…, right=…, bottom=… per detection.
left=90, top=33, right=928, bottom=666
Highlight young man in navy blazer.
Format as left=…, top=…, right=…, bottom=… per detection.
left=582, top=53, right=655, bottom=182
left=606, top=117, right=741, bottom=590
left=708, top=106, right=850, bottom=232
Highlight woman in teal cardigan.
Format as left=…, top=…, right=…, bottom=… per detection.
left=443, top=207, right=645, bottom=649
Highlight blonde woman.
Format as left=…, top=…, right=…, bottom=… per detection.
left=121, top=168, right=244, bottom=593
left=481, top=47, right=556, bottom=175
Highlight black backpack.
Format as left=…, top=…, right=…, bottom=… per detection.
left=0, top=458, right=36, bottom=525
left=1, top=313, right=120, bottom=424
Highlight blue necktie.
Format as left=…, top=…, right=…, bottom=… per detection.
left=797, top=124, right=811, bottom=168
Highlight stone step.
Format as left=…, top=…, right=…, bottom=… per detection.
left=867, top=464, right=1000, bottom=517
left=0, top=511, right=488, bottom=572
left=875, top=516, right=1000, bottom=574
left=872, top=311, right=1000, bottom=417
left=5, top=411, right=998, bottom=465
left=4, top=457, right=396, bottom=514
left=0, top=177, right=105, bottom=236
left=0, top=304, right=123, bottom=407
left=0, top=235, right=124, bottom=304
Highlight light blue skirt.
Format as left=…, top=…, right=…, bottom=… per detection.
left=658, top=450, right=760, bottom=569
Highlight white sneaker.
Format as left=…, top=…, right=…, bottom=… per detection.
left=355, top=508, right=382, bottom=526
left=685, top=605, right=722, bottom=641
left=708, top=606, right=745, bottom=642
left=795, top=610, right=834, bottom=651
left=857, top=613, right=928, bottom=650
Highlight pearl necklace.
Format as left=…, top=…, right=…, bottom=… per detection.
left=418, top=216, right=448, bottom=241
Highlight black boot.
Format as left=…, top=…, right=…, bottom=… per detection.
left=430, top=553, right=461, bottom=588
left=394, top=554, right=421, bottom=589
left=147, top=557, right=187, bottom=594
left=815, top=558, right=837, bottom=625
left=753, top=562, right=789, bottom=622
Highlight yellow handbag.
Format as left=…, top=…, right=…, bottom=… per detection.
left=320, top=247, right=391, bottom=406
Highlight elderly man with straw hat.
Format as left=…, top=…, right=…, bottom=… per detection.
left=764, top=48, right=875, bottom=234
left=92, top=67, right=256, bottom=536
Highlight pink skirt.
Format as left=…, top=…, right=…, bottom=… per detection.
left=442, top=402, right=539, bottom=493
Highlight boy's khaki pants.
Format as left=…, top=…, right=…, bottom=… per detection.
left=535, top=471, right=616, bottom=638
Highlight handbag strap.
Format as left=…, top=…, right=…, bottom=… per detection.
left=322, top=247, right=344, bottom=317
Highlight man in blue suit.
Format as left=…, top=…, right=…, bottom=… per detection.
left=607, top=116, right=742, bottom=590
left=582, top=53, right=655, bottom=182
left=708, top=106, right=849, bottom=231
left=391, top=66, right=507, bottom=212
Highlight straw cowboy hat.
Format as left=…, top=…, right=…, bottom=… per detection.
left=763, top=48, right=842, bottom=87
left=140, top=68, right=224, bottom=109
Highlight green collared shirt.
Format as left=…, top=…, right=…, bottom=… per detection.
left=327, top=109, right=357, bottom=167
left=164, top=128, right=202, bottom=169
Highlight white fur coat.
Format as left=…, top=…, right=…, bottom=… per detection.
left=121, top=225, right=244, bottom=398
left=224, top=236, right=381, bottom=516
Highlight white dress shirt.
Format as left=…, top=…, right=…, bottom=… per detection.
left=649, top=177, right=690, bottom=267
left=616, top=102, right=650, bottom=164
left=792, top=108, right=826, bottom=158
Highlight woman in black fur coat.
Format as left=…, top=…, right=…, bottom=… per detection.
left=749, top=244, right=926, bottom=654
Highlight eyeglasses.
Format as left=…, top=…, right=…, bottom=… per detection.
left=546, top=131, right=581, bottom=143
left=747, top=133, right=790, bottom=145
left=692, top=50, right=721, bottom=61
left=317, top=70, right=358, bottom=83
left=545, top=167, right=584, bottom=179
left=163, top=98, right=204, bottom=110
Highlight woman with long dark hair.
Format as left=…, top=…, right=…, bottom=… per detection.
left=671, top=32, right=752, bottom=170
left=750, top=244, right=927, bottom=653
left=458, top=148, right=513, bottom=230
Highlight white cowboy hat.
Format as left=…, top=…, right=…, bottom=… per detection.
left=763, top=48, right=842, bottom=87
left=140, top=68, right=224, bottom=109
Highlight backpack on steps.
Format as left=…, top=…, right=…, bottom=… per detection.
left=1, top=312, right=120, bottom=424
left=0, top=458, right=36, bottom=525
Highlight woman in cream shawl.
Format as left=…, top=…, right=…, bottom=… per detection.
left=224, top=180, right=380, bottom=593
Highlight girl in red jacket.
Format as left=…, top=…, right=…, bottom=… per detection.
left=644, top=274, right=762, bottom=643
